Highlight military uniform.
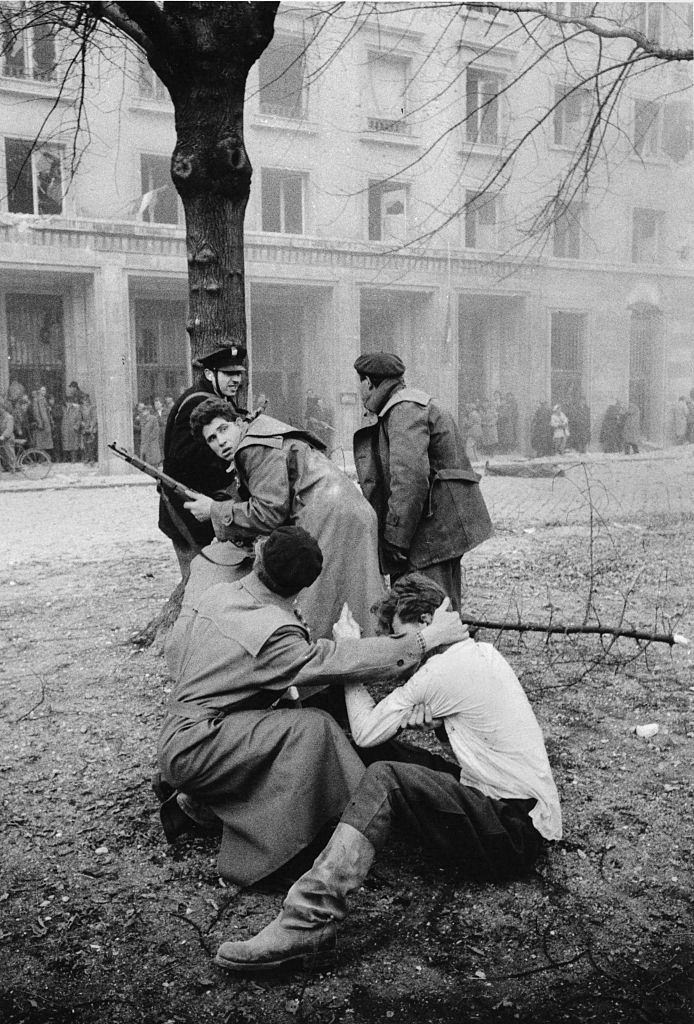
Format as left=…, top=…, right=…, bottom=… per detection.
left=353, top=356, right=492, bottom=609
left=158, top=573, right=425, bottom=886
left=208, top=414, right=385, bottom=639
left=158, top=345, right=249, bottom=572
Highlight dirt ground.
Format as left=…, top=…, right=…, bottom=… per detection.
left=1, top=463, right=692, bottom=1024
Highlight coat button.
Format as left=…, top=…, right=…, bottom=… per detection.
left=397, top=659, right=404, bottom=666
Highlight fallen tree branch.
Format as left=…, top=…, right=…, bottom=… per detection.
left=465, top=619, right=688, bottom=647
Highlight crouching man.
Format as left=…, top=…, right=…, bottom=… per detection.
left=215, top=573, right=562, bottom=972
left=158, top=531, right=466, bottom=889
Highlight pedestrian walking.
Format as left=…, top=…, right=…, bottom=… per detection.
left=31, top=386, right=54, bottom=453
left=61, top=386, right=83, bottom=462
left=550, top=404, right=569, bottom=455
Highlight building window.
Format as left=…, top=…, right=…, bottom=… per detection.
left=6, top=292, right=65, bottom=398
left=553, top=203, right=583, bottom=259
left=551, top=311, right=585, bottom=406
left=5, top=139, right=62, bottom=214
left=465, top=190, right=498, bottom=249
left=368, top=181, right=407, bottom=242
left=261, top=169, right=304, bottom=234
left=661, top=100, right=694, bottom=162
left=0, top=9, right=56, bottom=81
left=258, top=35, right=306, bottom=118
left=633, top=99, right=660, bottom=157
left=137, top=55, right=167, bottom=102
left=551, top=3, right=593, bottom=16
left=553, top=86, right=590, bottom=147
left=633, top=3, right=662, bottom=41
left=134, top=298, right=189, bottom=403
left=366, top=52, right=409, bottom=134
left=139, top=154, right=180, bottom=225
left=632, top=209, right=662, bottom=263
left=466, top=69, right=503, bottom=145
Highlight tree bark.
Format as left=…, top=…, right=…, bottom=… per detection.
left=161, top=3, right=278, bottom=362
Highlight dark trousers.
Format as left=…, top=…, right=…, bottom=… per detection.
left=392, top=558, right=462, bottom=612
left=341, top=761, right=542, bottom=881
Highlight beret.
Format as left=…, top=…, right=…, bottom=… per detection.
left=194, top=344, right=247, bottom=371
left=263, top=526, right=323, bottom=593
left=353, top=352, right=406, bottom=381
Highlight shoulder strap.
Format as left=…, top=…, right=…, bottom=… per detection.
left=174, top=391, right=214, bottom=423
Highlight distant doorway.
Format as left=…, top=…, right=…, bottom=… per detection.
left=629, top=307, right=663, bottom=440
left=550, top=311, right=586, bottom=407
left=6, top=292, right=65, bottom=400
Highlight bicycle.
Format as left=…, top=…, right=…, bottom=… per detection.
left=1, top=437, right=52, bottom=480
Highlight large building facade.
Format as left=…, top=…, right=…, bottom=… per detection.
left=0, top=2, right=692, bottom=467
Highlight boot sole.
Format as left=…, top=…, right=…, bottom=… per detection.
left=214, top=948, right=335, bottom=974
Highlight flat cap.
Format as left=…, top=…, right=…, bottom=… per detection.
left=262, top=525, right=323, bottom=593
left=354, top=352, right=406, bottom=381
left=194, top=344, right=247, bottom=371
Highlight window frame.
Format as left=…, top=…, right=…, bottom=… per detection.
left=136, top=56, right=168, bottom=103
left=465, top=67, right=504, bottom=146
left=365, top=50, right=411, bottom=135
left=553, top=84, right=591, bottom=148
left=367, top=180, right=408, bottom=243
left=260, top=168, right=306, bottom=235
left=4, top=137, right=64, bottom=216
left=464, top=189, right=499, bottom=250
left=631, top=208, right=663, bottom=264
left=0, top=9, right=57, bottom=82
left=257, top=33, right=307, bottom=120
left=552, top=202, right=584, bottom=260
left=139, top=153, right=182, bottom=226
left=632, top=98, right=661, bottom=159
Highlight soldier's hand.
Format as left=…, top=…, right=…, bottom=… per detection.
left=332, top=603, right=362, bottom=641
left=382, top=539, right=409, bottom=568
left=184, top=495, right=214, bottom=522
left=419, top=598, right=469, bottom=652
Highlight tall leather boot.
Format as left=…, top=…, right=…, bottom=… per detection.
left=215, top=823, right=375, bottom=972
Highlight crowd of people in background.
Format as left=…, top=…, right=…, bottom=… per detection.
left=134, top=396, right=173, bottom=467
left=4, top=377, right=694, bottom=474
left=0, top=379, right=98, bottom=471
left=459, top=390, right=519, bottom=461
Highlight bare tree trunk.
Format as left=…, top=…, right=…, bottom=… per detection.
left=124, top=3, right=277, bottom=647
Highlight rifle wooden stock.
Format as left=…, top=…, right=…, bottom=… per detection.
left=108, top=442, right=201, bottom=500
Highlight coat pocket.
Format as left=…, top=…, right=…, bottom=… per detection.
left=410, top=468, right=492, bottom=566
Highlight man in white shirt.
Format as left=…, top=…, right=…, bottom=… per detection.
left=215, top=573, right=562, bottom=973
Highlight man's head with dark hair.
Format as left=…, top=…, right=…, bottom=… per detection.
left=254, top=526, right=323, bottom=598
left=190, top=398, right=235, bottom=441
left=190, top=398, right=245, bottom=462
left=371, top=572, right=447, bottom=636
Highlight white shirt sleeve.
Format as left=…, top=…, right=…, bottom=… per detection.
left=344, top=650, right=467, bottom=747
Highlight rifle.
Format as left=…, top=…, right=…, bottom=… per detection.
left=108, top=442, right=203, bottom=501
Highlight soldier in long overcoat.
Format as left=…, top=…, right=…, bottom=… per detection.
left=352, top=353, right=492, bottom=611
left=158, top=526, right=467, bottom=887
left=184, top=399, right=385, bottom=640
left=31, top=386, right=53, bottom=452
left=61, top=388, right=83, bottom=461
left=158, top=344, right=250, bottom=580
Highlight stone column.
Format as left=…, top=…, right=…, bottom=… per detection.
left=332, top=274, right=361, bottom=459
left=91, top=260, right=135, bottom=474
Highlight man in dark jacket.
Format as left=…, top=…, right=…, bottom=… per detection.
left=158, top=344, right=249, bottom=579
left=352, top=353, right=492, bottom=610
